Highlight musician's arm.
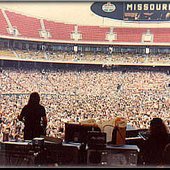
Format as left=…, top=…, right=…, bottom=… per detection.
left=42, top=116, right=47, bottom=128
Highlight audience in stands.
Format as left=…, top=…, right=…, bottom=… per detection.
left=1, top=47, right=170, bottom=65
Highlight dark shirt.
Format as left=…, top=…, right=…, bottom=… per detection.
left=20, top=104, right=46, bottom=140
left=142, top=134, right=169, bottom=166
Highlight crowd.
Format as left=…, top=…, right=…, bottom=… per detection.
left=1, top=65, right=170, bottom=140
left=2, top=47, right=170, bottom=65
left=17, top=50, right=170, bottom=64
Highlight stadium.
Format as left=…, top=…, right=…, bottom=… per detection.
left=1, top=1, right=170, bottom=167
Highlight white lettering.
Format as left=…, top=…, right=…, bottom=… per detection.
left=134, top=4, right=136, bottom=10
left=126, top=4, right=133, bottom=11
left=156, top=4, right=161, bottom=10
left=150, top=4, right=155, bottom=10
left=126, top=3, right=170, bottom=11
left=143, top=4, right=149, bottom=10
left=162, top=4, right=168, bottom=10
left=137, top=4, right=143, bottom=10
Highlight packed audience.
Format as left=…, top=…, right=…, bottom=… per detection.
left=1, top=65, right=170, bottom=141
left=1, top=47, right=170, bottom=65
left=18, top=50, right=170, bottom=64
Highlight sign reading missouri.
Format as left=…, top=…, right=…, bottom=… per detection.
left=91, top=1, right=170, bottom=21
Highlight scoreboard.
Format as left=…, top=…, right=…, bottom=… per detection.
left=91, top=1, right=170, bottom=21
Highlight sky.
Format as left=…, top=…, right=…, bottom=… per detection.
left=0, top=2, right=170, bottom=28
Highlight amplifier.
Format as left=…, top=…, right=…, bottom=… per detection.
left=32, top=138, right=45, bottom=151
left=0, top=141, right=32, bottom=151
left=0, top=141, right=35, bottom=166
left=65, top=123, right=100, bottom=143
left=87, top=145, right=139, bottom=167
left=32, top=138, right=44, bottom=146
left=87, top=131, right=106, bottom=149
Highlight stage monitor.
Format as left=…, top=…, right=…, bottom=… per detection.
left=87, top=145, right=139, bottom=167
left=65, top=123, right=101, bottom=143
left=87, top=131, right=106, bottom=149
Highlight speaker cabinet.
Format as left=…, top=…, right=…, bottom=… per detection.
left=65, top=123, right=100, bottom=143
left=87, top=148, right=138, bottom=167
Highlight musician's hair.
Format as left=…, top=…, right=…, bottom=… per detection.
left=28, top=92, right=40, bottom=106
left=149, top=118, right=169, bottom=137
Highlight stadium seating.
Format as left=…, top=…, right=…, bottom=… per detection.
left=0, top=10, right=9, bottom=36
left=44, top=20, right=75, bottom=40
left=78, top=26, right=109, bottom=42
left=5, top=10, right=42, bottom=39
left=114, top=27, right=146, bottom=43
left=151, top=28, right=170, bottom=43
left=0, top=8, right=170, bottom=44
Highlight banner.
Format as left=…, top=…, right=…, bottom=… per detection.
left=91, top=1, right=170, bottom=21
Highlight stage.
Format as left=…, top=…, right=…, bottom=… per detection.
left=0, top=139, right=140, bottom=167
